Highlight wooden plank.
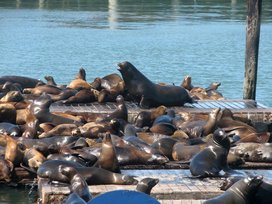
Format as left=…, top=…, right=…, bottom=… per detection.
left=243, top=0, right=262, bottom=99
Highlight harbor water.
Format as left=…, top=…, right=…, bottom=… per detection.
left=0, top=0, right=271, bottom=203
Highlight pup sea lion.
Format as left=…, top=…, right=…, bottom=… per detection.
left=60, top=165, right=92, bottom=202
left=136, top=177, right=159, bottom=195
left=44, top=75, right=57, bottom=86
left=38, top=124, right=81, bottom=138
left=189, top=128, right=232, bottom=178
left=204, top=176, right=263, bottom=204
left=118, top=61, right=193, bottom=108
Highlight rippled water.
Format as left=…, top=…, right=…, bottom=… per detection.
left=0, top=0, right=272, bottom=106
left=0, top=0, right=272, bottom=203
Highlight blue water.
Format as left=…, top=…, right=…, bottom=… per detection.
left=0, top=0, right=271, bottom=106
left=0, top=1, right=271, bottom=203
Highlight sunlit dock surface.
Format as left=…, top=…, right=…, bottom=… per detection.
left=38, top=169, right=272, bottom=204
left=50, top=99, right=272, bottom=123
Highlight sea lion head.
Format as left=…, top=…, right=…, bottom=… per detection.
left=210, top=107, right=221, bottom=120
left=136, top=177, right=159, bottom=195
left=116, top=95, right=124, bottom=104
left=212, top=128, right=230, bottom=149
left=117, top=61, right=138, bottom=81
left=181, top=75, right=193, bottom=90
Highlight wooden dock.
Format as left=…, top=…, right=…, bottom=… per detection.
left=50, top=99, right=272, bottom=123
left=38, top=169, right=272, bottom=204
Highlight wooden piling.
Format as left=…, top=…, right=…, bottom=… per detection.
left=243, top=0, right=262, bottom=100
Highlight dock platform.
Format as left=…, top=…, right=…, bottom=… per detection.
left=38, top=169, right=272, bottom=204
left=50, top=99, right=272, bottom=123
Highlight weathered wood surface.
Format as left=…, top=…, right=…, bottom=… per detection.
left=243, top=0, right=262, bottom=100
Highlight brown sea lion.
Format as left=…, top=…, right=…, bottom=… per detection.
left=112, top=135, right=169, bottom=165
left=218, top=109, right=270, bottom=143
left=100, top=95, right=128, bottom=122
left=67, top=68, right=92, bottom=90
left=118, top=61, right=193, bottom=108
left=23, top=84, right=62, bottom=96
left=179, top=108, right=221, bottom=138
left=96, top=133, right=120, bottom=173
left=49, top=88, right=77, bottom=102
left=37, top=160, right=138, bottom=185
left=204, top=176, right=263, bottom=204
left=0, top=157, right=13, bottom=183
left=44, top=75, right=57, bottom=86
left=60, top=165, right=92, bottom=202
left=5, top=135, right=25, bottom=167
left=0, top=76, right=43, bottom=89
left=38, top=124, right=81, bottom=138
left=0, top=91, right=24, bottom=102
left=134, top=105, right=167, bottom=128
left=230, top=142, right=272, bottom=163
left=29, top=93, right=83, bottom=126
left=0, top=103, right=16, bottom=124
left=62, top=89, right=97, bottom=104
left=181, top=75, right=194, bottom=91
left=23, top=147, right=46, bottom=169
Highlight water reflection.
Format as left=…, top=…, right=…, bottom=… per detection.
left=1, top=0, right=271, bottom=27
left=108, top=0, right=119, bottom=30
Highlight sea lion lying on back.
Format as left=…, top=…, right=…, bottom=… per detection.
left=118, top=61, right=193, bottom=108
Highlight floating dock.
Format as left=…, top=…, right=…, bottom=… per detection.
left=36, top=99, right=272, bottom=203
left=38, top=169, right=272, bottom=204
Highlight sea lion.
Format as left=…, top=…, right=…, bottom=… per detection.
left=67, top=68, right=92, bottom=90
left=96, top=133, right=120, bottom=173
left=230, top=142, right=272, bottom=162
left=44, top=75, right=57, bottom=86
left=37, top=160, right=138, bottom=185
left=1, top=81, right=23, bottom=92
left=23, top=147, right=46, bottom=170
left=112, top=136, right=169, bottom=165
left=18, top=136, right=80, bottom=149
left=0, top=122, right=21, bottom=137
left=217, top=109, right=270, bottom=143
left=0, top=76, right=43, bottom=89
left=189, top=128, right=232, bottom=178
left=151, top=137, right=178, bottom=160
left=150, top=123, right=176, bottom=135
left=49, top=88, right=77, bottom=102
left=29, top=93, right=83, bottom=126
left=62, top=89, right=97, bottom=104
left=0, top=91, right=24, bottom=102
left=38, top=124, right=81, bottom=138
left=5, top=135, right=25, bottom=167
left=181, top=75, right=194, bottom=91
left=178, top=108, right=221, bottom=138
left=136, top=177, right=159, bottom=195
left=100, top=95, right=128, bottom=122
left=203, top=176, right=263, bottom=204
left=0, top=157, right=13, bottom=183
left=23, top=84, right=62, bottom=96
left=134, top=105, right=167, bottom=128
left=60, top=165, right=92, bottom=202
left=117, top=61, right=193, bottom=108
left=123, top=124, right=159, bottom=155
left=0, top=104, right=16, bottom=124
left=152, top=109, right=176, bottom=125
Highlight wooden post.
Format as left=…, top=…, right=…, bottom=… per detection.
left=243, top=0, right=262, bottom=100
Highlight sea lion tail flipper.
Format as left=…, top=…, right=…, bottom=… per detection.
left=20, top=163, right=37, bottom=174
